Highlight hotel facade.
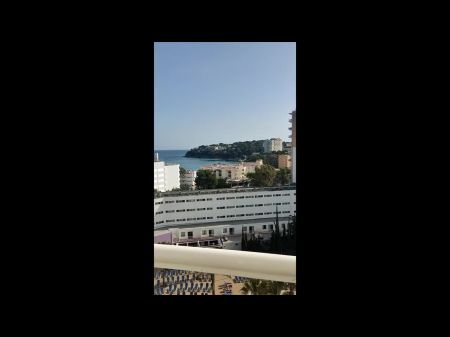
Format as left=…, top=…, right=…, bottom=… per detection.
left=154, top=186, right=296, bottom=249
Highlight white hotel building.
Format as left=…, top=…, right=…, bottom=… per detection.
left=154, top=186, right=296, bottom=249
left=263, top=138, right=283, bottom=153
left=154, top=153, right=180, bottom=192
left=289, top=110, right=296, bottom=183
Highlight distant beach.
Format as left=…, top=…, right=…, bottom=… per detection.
left=155, top=150, right=238, bottom=171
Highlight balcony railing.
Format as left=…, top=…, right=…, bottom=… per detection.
left=155, top=244, right=296, bottom=283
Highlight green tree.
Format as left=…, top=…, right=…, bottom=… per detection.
left=179, top=167, right=187, bottom=175
left=216, top=178, right=230, bottom=189
left=240, top=279, right=268, bottom=295
left=195, top=170, right=218, bottom=190
left=265, top=281, right=289, bottom=295
left=248, top=165, right=277, bottom=187
left=275, top=168, right=291, bottom=186
left=180, top=184, right=191, bottom=191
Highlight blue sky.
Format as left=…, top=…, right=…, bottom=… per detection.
left=154, top=42, right=296, bottom=150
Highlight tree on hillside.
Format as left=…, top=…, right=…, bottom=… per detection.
left=195, top=170, right=217, bottom=190
left=179, top=167, right=187, bottom=175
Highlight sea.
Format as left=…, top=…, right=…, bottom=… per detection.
left=154, top=150, right=238, bottom=171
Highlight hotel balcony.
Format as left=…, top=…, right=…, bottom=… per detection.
left=155, top=244, right=296, bottom=285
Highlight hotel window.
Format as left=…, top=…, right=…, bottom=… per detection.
left=274, top=194, right=281, bottom=197
left=236, top=205, right=244, bottom=208
left=226, top=197, right=235, bottom=200
left=236, top=196, right=244, bottom=199
left=223, top=228, right=227, bottom=234
left=207, top=207, right=213, bottom=210
left=249, top=226, right=254, bottom=233
left=242, top=227, right=247, bottom=232
left=282, top=202, right=290, bottom=205
left=187, top=218, right=196, bottom=221
left=166, top=220, right=175, bottom=223
left=264, top=203, right=272, bottom=206
left=217, top=215, right=225, bottom=219
left=255, top=204, right=263, bottom=207
left=207, top=216, right=213, bottom=219
left=283, top=211, right=290, bottom=214
left=176, top=200, right=185, bottom=203
left=269, top=225, right=273, bottom=230
left=256, top=195, right=264, bottom=198
left=264, top=212, right=272, bottom=215
left=217, top=197, right=225, bottom=200
left=262, top=225, right=267, bottom=230
left=217, top=206, right=225, bottom=209
left=165, top=210, right=175, bottom=213
left=255, top=212, right=263, bottom=215
left=236, top=214, right=245, bottom=217
left=176, top=209, right=185, bottom=212
left=186, top=199, right=196, bottom=203
left=155, top=201, right=163, bottom=205
left=294, top=202, right=296, bottom=204
left=156, top=211, right=163, bottom=215
left=264, top=195, right=272, bottom=197
left=226, top=215, right=235, bottom=218
left=283, top=194, right=290, bottom=196
left=275, top=203, right=281, bottom=205
left=177, top=219, right=186, bottom=222
left=245, top=196, right=254, bottom=198
left=209, top=229, right=214, bottom=237
left=202, top=230, right=207, bottom=235
left=197, top=208, right=206, bottom=211
left=281, top=224, right=286, bottom=229
left=197, top=217, right=206, bottom=220
left=165, top=201, right=174, bottom=204
left=246, top=213, right=254, bottom=216
left=206, top=198, right=213, bottom=201
left=197, top=199, right=206, bottom=202
left=155, top=220, right=164, bottom=224
left=226, top=206, right=235, bottom=209
left=180, top=232, right=185, bottom=237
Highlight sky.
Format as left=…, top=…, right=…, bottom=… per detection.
left=154, top=42, right=296, bottom=150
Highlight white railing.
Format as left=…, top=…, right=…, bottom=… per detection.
left=154, top=244, right=296, bottom=283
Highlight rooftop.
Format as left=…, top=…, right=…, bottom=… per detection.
left=154, top=185, right=296, bottom=198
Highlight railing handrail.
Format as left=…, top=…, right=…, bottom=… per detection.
left=154, top=244, right=296, bottom=283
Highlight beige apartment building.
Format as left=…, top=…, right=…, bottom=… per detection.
left=201, top=160, right=263, bottom=182
left=278, top=154, right=292, bottom=169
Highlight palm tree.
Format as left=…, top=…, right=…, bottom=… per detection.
left=240, top=279, right=268, bottom=295
left=265, top=281, right=289, bottom=295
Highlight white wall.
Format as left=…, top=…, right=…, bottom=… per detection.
left=164, top=164, right=180, bottom=191
left=292, top=147, right=296, bottom=183
left=154, top=161, right=180, bottom=192
left=154, top=161, right=165, bottom=191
